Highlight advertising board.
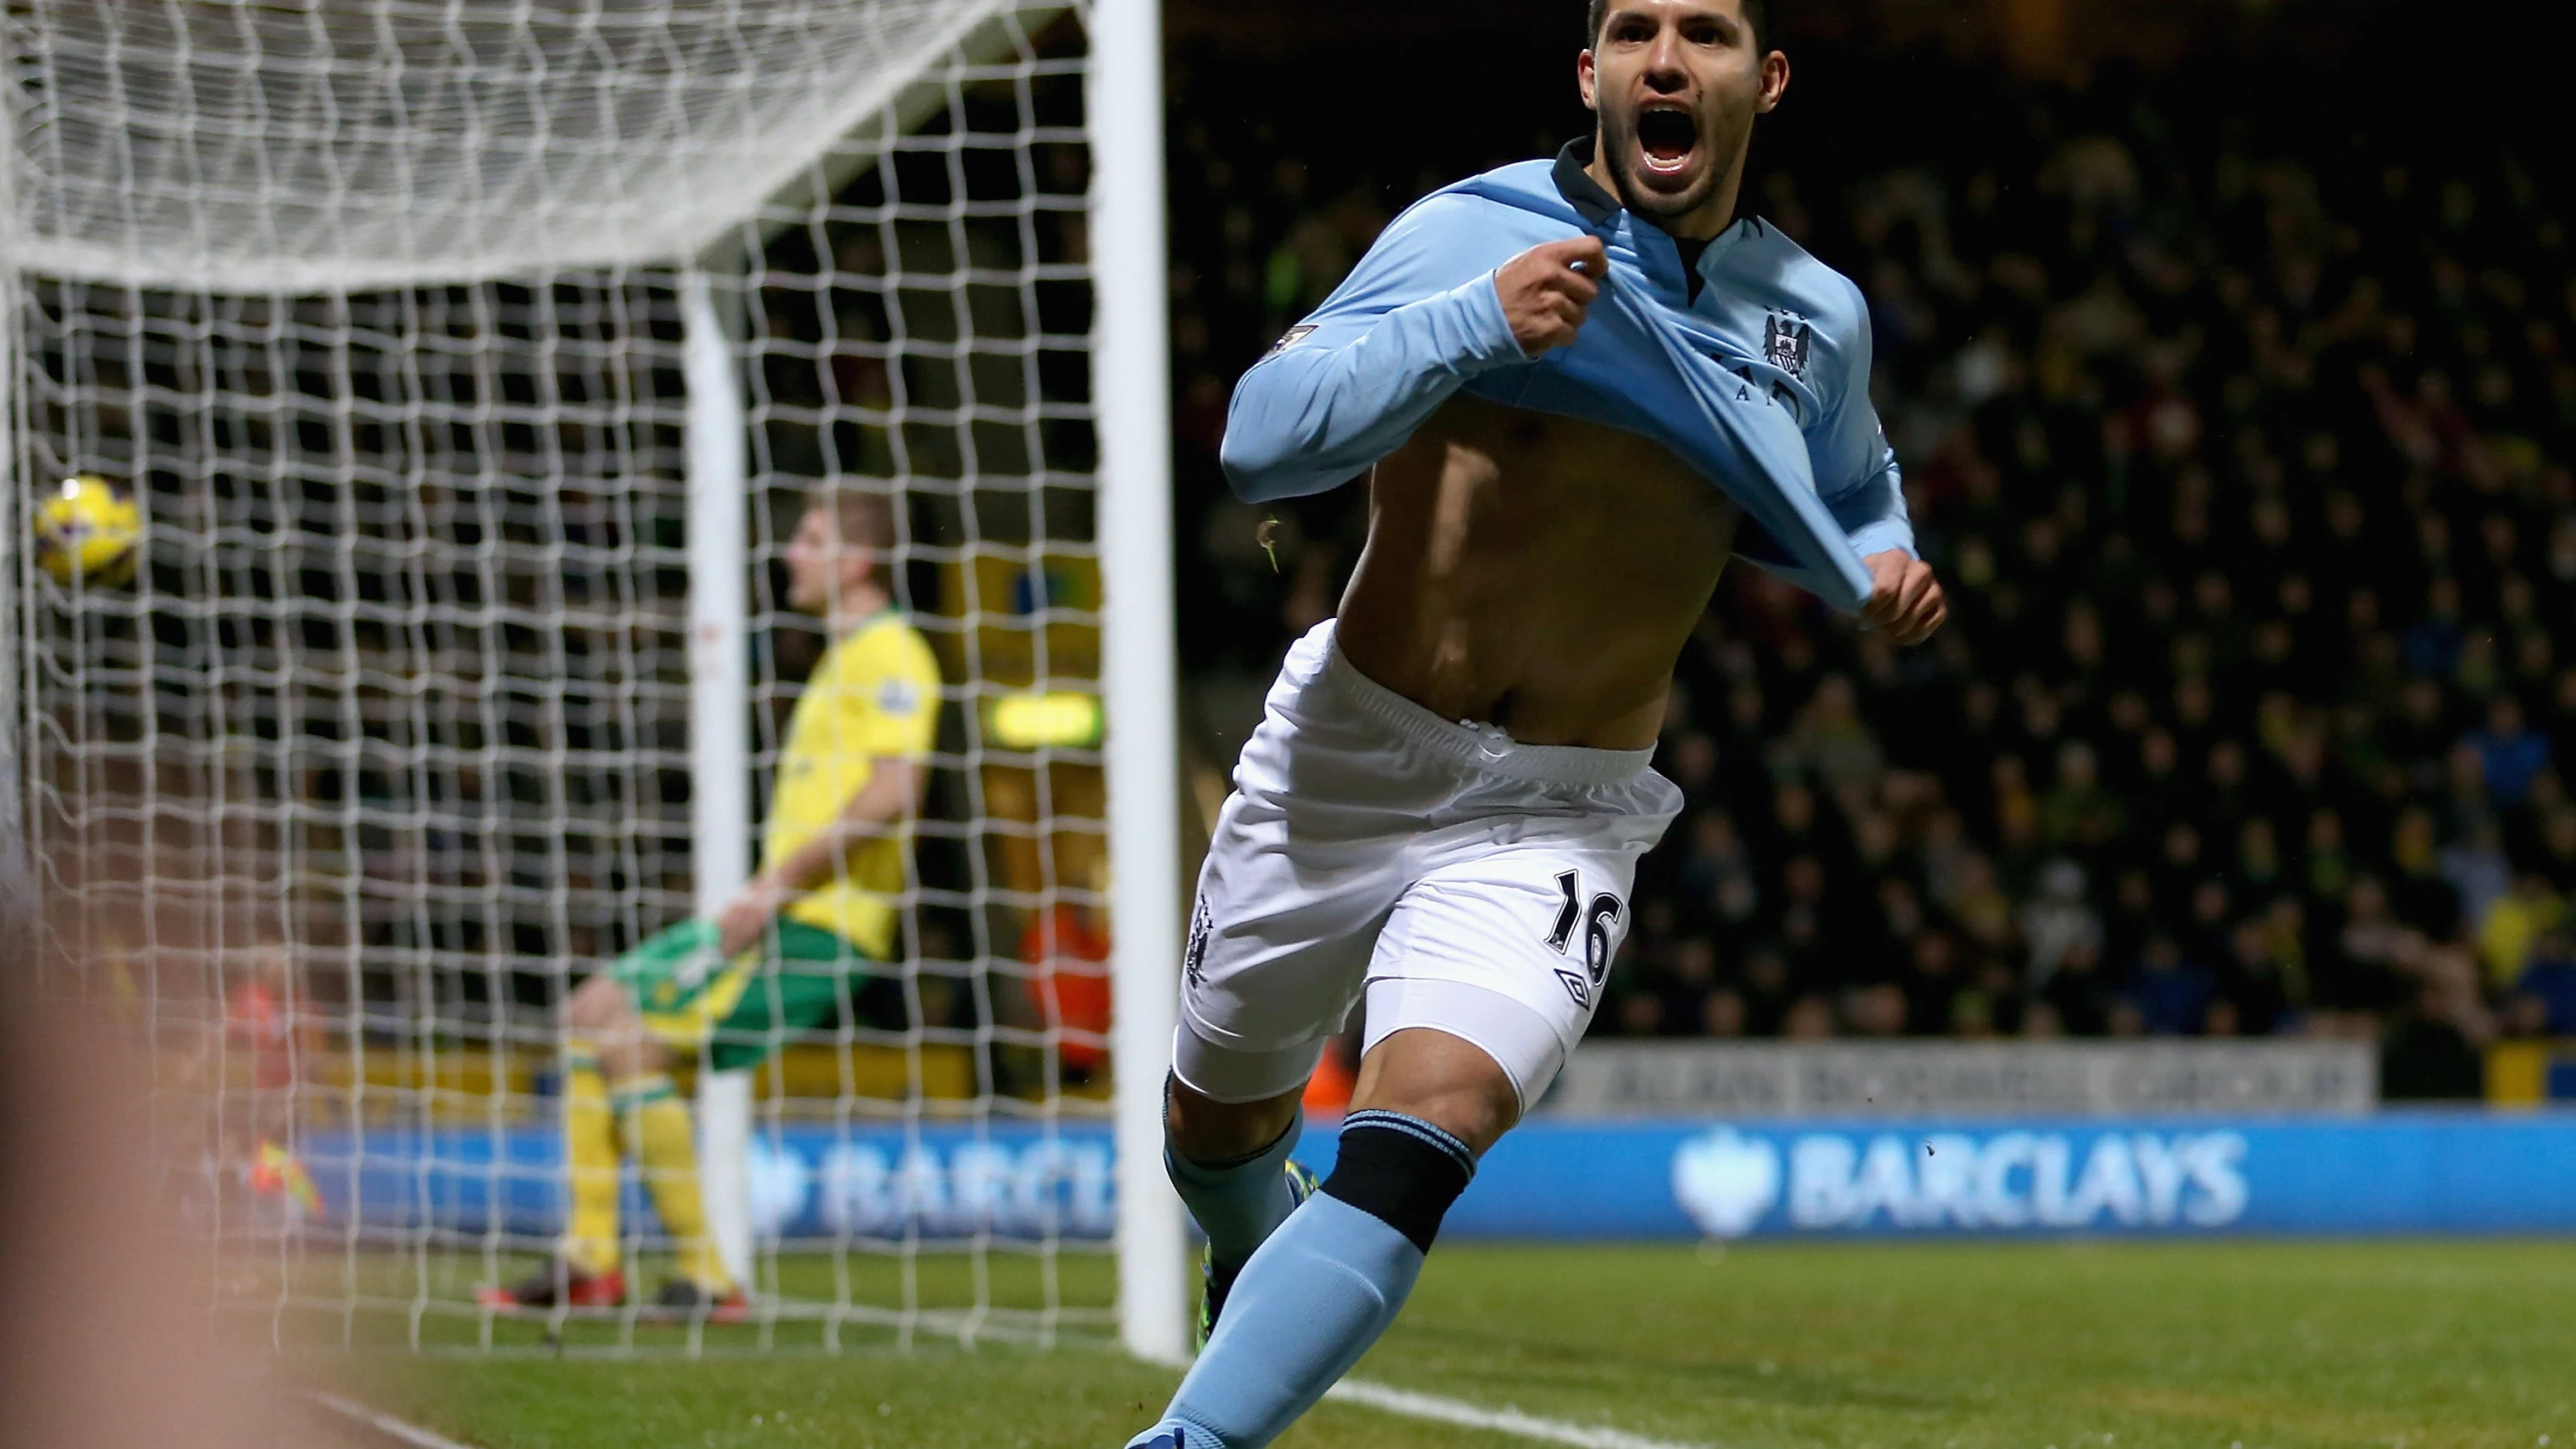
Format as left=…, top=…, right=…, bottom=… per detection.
left=1542, top=1040, right=2378, bottom=1118
left=300, top=1109, right=2576, bottom=1243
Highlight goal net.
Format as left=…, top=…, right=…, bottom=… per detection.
left=3, top=0, right=1169, bottom=1354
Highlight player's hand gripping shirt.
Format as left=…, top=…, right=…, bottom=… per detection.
left=1221, top=140, right=1911, bottom=612
left=762, top=611, right=941, bottom=959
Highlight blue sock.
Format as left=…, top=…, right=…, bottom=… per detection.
left=1129, top=1110, right=1475, bottom=1449
left=1166, top=1108, right=1303, bottom=1272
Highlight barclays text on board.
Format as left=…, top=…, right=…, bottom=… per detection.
left=301, top=1111, right=2576, bottom=1245
left=1674, top=1127, right=2250, bottom=1236
left=302, top=1124, right=1120, bottom=1243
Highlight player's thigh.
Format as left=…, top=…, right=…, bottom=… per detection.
left=1177, top=785, right=1406, bottom=1100
left=1348, top=1026, right=1522, bottom=1156
left=592, top=919, right=749, bottom=1063
left=703, top=920, right=864, bottom=1073
left=603, top=919, right=725, bottom=1009
left=563, top=971, right=634, bottom=1033
left=565, top=919, right=708, bottom=1038
left=1364, top=832, right=1648, bottom=1117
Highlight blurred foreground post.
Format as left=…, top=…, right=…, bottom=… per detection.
left=0, top=973, right=327, bottom=1449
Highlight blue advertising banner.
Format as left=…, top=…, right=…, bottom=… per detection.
left=301, top=1122, right=1119, bottom=1242
left=1433, top=1113, right=2576, bottom=1239
left=301, top=1111, right=2576, bottom=1244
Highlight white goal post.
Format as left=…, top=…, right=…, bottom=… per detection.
left=1086, top=0, right=1193, bottom=1367
left=3, top=0, right=1187, bottom=1356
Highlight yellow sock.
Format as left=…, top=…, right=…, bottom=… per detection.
left=560, top=1045, right=621, bottom=1277
left=613, top=1073, right=732, bottom=1294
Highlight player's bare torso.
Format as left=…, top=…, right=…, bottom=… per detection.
left=1334, top=392, right=1740, bottom=753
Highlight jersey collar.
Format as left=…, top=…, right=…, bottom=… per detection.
left=1553, top=137, right=1623, bottom=227
left=832, top=603, right=899, bottom=641
left=1552, top=136, right=1764, bottom=283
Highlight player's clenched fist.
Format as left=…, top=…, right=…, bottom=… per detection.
left=1495, top=235, right=1607, bottom=357
left=1861, top=549, right=1947, bottom=646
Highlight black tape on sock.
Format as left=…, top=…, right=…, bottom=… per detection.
left=1319, top=1109, right=1476, bottom=1252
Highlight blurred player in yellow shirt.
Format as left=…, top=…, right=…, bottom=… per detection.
left=480, top=488, right=939, bottom=1319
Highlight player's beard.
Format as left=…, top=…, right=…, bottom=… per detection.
left=1597, top=103, right=1728, bottom=228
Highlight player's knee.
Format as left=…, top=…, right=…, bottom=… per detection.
left=1317, top=1109, right=1477, bottom=1253
left=562, top=973, right=632, bottom=1035
left=1165, top=1075, right=1303, bottom=1165
left=560, top=981, right=604, bottom=1033
left=1321, top=1028, right=1514, bottom=1253
left=1348, top=1027, right=1522, bottom=1156
left=1376, top=1081, right=1515, bottom=1155
left=595, top=1034, right=659, bottom=1082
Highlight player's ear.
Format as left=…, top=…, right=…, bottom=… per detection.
left=1755, top=49, right=1789, bottom=112
left=1577, top=47, right=1598, bottom=111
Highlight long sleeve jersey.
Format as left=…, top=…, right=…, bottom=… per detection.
left=1220, top=139, right=1911, bottom=613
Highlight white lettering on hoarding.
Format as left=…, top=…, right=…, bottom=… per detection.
left=1976, top=1131, right=2035, bottom=1228
left=2133, top=1132, right=2188, bottom=1222
left=1673, top=1128, right=2251, bottom=1237
left=2182, top=1132, right=2248, bottom=1225
left=2062, top=1133, right=2142, bottom=1226
left=810, top=1139, right=1115, bottom=1239
left=2031, top=1133, right=2075, bottom=1225
left=1913, top=1132, right=1981, bottom=1226
left=1784, top=1134, right=1852, bottom=1228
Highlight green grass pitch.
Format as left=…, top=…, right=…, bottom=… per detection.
left=327, top=1240, right=2576, bottom=1448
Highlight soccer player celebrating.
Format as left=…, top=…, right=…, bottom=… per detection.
left=1127, top=1, right=1943, bottom=1443
left=481, top=488, right=939, bottom=1319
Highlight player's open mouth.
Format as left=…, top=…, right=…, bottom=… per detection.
left=1636, top=105, right=1698, bottom=177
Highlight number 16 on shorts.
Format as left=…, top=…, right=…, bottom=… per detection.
left=1546, top=870, right=1625, bottom=1009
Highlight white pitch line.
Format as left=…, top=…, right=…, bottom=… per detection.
left=1327, top=1378, right=1710, bottom=1449
left=307, top=1391, right=482, bottom=1449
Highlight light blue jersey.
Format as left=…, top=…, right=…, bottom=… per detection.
left=1220, top=140, right=1911, bottom=612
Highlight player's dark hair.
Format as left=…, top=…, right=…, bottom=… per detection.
left=1586, top=0, right=1770, bottom=51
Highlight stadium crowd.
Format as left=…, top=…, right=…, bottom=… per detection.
left=1163, top=47, right=2576, bottom=1088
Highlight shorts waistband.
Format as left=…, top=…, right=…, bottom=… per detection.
left=1318, top=630, right=1656, bottom=787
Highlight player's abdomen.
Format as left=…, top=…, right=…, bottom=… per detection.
left=1334, top=393, right=1737, bottom=751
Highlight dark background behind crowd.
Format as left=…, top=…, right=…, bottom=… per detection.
left=1159, top=0, right=2575, bottom=1094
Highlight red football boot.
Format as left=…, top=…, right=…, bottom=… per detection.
left=648, top=1278, right=750, bottom=1323
left=476, top=1259, right=625, bottom=1311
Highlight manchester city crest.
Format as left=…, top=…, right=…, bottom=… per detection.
left=1183, top=897, right=1212, bottom=990
left=1763, top=310, right=1812, bottom=380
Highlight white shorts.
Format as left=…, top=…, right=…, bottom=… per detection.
left=1176, top=621, right=1682, bottom=1113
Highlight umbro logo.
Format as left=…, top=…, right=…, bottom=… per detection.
left=1763, top=309, right=1812, bottom=380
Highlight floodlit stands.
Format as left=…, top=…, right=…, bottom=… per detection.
left=1167, top=45, right=2575, bottom=1085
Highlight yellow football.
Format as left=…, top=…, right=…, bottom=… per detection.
left=32, top=474, right=141, bottom=587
